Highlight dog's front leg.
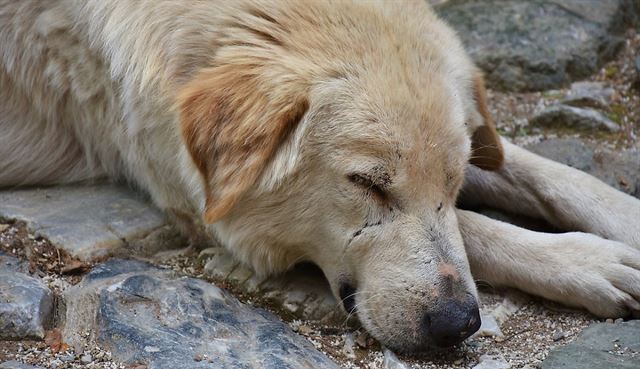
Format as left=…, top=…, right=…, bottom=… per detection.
left=460, top=138, right=640, bottom=249
left=457, top=209, right=640, bottom=317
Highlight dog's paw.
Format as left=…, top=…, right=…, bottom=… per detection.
left=540, top=233, right=640, bottom=318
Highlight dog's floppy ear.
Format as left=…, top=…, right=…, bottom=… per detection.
left=178, top=63, right=309, bottom=224
left=468, top=72, right=504, bottom=171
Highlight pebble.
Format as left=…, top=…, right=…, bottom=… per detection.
left=342, top=333, right=356, bottom=359
left=472, top=354, right=510, bottom=369
left=382, top=348, right=410, bottom=369
left=80, top=354, right=93, bottom=364
left=552, top=331, right=566, bottom=341
left=356, top=331, right=370, bottom=348
left=474, top=313, right=503, bottom=338
left=59, top=354, right=74, bottom=362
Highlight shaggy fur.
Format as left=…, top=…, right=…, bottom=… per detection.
left=1, top=0, right=639, bottom=352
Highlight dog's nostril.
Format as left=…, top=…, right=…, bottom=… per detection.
left=339, top=282, right=357, bottom=314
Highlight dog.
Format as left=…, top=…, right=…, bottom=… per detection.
left=1, top=0, right=639, bottom=353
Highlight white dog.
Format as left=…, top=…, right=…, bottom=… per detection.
left=1, top=0, right=638, bottom=352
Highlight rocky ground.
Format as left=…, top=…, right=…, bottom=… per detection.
left=2, top=1, right=640, bottom=368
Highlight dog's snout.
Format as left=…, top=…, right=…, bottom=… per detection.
left=422, top=297, right=480, bottom=347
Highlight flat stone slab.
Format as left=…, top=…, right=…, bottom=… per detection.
left=0, top=253, right=53, bottom=340
left=562, top=81, right=615, bottom=110
left=540, top=320, right=640, bottom=368
left=63, top=259, right=339, bottom=369
left=0, top=184, right=166, bottom=260
left=525, top=138, right=640, bottom=198
left=0, top=362, right=45, bottom=369
left=437, top=0, right=637, bottom=91
left=530, top=105, right=620, bottom=132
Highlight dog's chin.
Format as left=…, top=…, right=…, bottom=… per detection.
left=375, top=335, right=464, bottom=356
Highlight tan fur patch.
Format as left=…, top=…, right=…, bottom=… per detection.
left=178, top=63, right=309, bottom=223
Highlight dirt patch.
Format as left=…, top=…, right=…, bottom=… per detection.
left=489, top=29, right=640, bottom=149
left=0, top=220, right=91, bottom=284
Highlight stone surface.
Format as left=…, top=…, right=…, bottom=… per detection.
left=472, top=355, right=510, bottom=369
left=200, top=248, right=341, bottom=323
left=529, top=105, right=620, bottom=132
left=382, top=348, right=410, bottom=369
left=63, top=259, right=339, bottom=369
left=0, top=184, right=166, bottom=260
left=0, top=251, right=29, bottom=273
left=437, top=0, right=638, bottom=91
left=0, top=362, right=45, bottom=369
left=474, top=296, right=526, bottom=339
left=475, top=314, right=502, bottom=338
left=525, top=138, right=640, bottom=198
left=0, top=254, right=53, bottom=339
left=562, top=81, right=614, bottom=109
left=540, top=320, right=640, bottom=368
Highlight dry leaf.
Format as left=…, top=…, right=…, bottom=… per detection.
left=61, top=259, right=89, bottom=275
left=44, top=328, right=69, bottom=353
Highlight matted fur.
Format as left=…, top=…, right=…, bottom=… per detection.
left=2, top=0, right=639, bottom=352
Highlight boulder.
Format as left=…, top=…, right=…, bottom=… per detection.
left=437, top=0, right=638, bottom=91
left=63, top=259, right=339, bottom=369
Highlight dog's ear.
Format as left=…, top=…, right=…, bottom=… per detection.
left=178, top=63, right=309, bottom=224
left=468, top=72, right=503, bottom=171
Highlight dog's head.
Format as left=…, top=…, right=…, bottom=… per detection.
left=177, top=1, right=502, bottom=353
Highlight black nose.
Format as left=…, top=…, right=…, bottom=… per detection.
left=423, top=298, right=481, bottom=347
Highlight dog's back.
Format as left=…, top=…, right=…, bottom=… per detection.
left=0, top=1, right=115, bottom=186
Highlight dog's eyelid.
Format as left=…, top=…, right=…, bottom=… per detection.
left=347, top=173, right=387, bottom=188
left=347, top=173, right=389, bottom=197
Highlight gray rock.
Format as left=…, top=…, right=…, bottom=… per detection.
left=80, top=354, right=92, bottom=364
left=475, top=313, right=502, bottom=338
left=540, top=320, right=640, bottom=368
left=0, top=184, right=166, bottom=260
left=437, top=0, right=638, bottom=91
left=525, top=138, right=640, bottom=198
left=0, top=263, right=53, bottom=339
left=529, top=105, right=620, bottom=132
left=0, top=361, right=45, bottom=369
left=0, top=251, right=29, bottom=273
left=63, top=259, right=339, bottom=369
left=562, top=81, right=614, bottom=110
left=382, top=348, right=410, bottom=369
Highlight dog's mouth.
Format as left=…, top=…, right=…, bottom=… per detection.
left=339, top=282, right=357, bottom=314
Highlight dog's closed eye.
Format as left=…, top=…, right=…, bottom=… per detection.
left=348, top=173, right=388, bottom=200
